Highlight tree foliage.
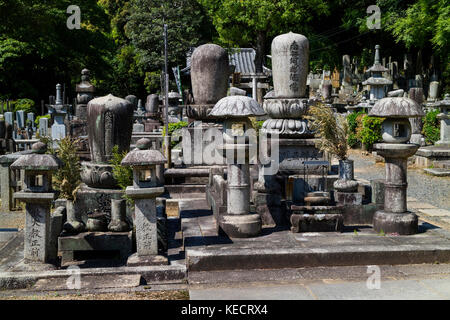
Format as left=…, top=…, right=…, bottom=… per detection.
left=198, top=0, right=330, bottom=72
left=0, top=0, right=113, bottom=102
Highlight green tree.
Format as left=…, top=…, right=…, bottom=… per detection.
left=382, top=0, right=450, bottom=90
left=125, top=0, right=213, bottom=93
left=0, top=0, right=113, bottom=104
left=198, top=0, right=330, bottom=73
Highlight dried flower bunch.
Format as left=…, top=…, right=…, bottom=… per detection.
left=306, top=103, right=349, bottom=160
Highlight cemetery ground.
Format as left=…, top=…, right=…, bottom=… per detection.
left=0, top=149, right=449, bottom=300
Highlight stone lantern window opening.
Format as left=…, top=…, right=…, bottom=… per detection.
left=24, top=171, right=49, bottom=192
left=132, top=165, right=158, bottom=188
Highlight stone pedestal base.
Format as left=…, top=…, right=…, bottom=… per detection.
left=126, top=253, right=168, bottom=266
left=373, top=210, right=418, bottom=235
left=290, top=205, right=343, bottom=232
left=58, top=231, right=132, bottom=267
left=219, top=214, right=261, bottom=238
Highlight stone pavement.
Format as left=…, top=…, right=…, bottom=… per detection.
left=188, top=264, right=450, bottom=300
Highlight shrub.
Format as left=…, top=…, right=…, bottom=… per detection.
left=422, top=109, right=440, bottom=144
left=347, top=110, right=366, bottom=148
left=110, top=145, right=133, bottom=190
left=357, top=115, right=384, bottom=150
left=13, top=98, right=36, bottom=114
left=54, top=137, right=81, bottom=200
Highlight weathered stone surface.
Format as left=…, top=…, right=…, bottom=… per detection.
left=191, top=44, right=229, bottom=105
left=80, top=162, right=117, bottom=189
left=271, top=32, right=309, bottom=98
left=210, top=96, right=265, bottom=118
left=108, top=199, right=130, bottom=232
left=369, top=97, right=424, bottom=118
left=371, top=179, right=385, bottom=205
left=58, top=231, right=132, bottom=266
left=261, top=119, right=312, bottom=137
left=24, top=203, right=51, bottom=263
left=219, top=213, right=261, bottom=238
left=87, top=94, right=134, bottom=163
left=290, top=213, right=344, bottom=232
left=381, top=118, right=412, bottom=143
left=373, top=211, right=418, bottom=235
left=262, top=98, right=308, bottom=118
left=145, top=94, right=159, bottom=114
left=75, top=185, right=126, bottom=222
left=334, top=191, right=363, bottom=206
left=121, top=148, right=166, bottom=166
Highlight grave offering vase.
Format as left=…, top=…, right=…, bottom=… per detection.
left=369, top=97, right=424, bottom=235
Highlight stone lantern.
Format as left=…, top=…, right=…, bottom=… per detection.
left=75, top=69, right=95, bottom=120
left=362, top=45, right=392, bottom=105
left=11, top=142, right=62, bottom=264
left=210, top=95, right=266, bottom=238
left=121, top=138, right=167, bottom=265
left=369, top=97, right=425, bottom=235
left=47, top=84, right=70, bottom=146
left=167, top=91, right=182, bottom=118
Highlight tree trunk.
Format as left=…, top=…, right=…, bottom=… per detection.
left=254, top=31, right=266, bottom=74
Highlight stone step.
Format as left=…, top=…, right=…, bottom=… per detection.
left=186, top=242, right=450, bottom=272
left=424, top=168, right=450, bottom=177
left=0, top=264, right=186, bottom=290
left=32, top=274, right=142, bottom=291
left=0, top=229, right=18, bottom=243
left=165, top=184, right=206, bottom=195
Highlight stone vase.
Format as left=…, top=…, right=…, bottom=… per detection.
left=333, top=159, right=358, bottom=192
left=62, top=199, right=86, bottom=234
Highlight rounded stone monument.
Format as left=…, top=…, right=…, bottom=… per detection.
left=187, top=44, right=229, bottom=120
left=81, top=94, right=134, bottom=188
left=271, top=32, right=309, bottom=98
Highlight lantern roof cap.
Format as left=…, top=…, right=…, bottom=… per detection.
left=368, top=97, right=425, bottom=118
left=10, top=143, right=62, bottom=171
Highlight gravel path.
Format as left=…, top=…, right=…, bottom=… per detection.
left=348, top=150, right=450, bottom=211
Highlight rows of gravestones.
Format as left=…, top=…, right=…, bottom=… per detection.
left=307, top=47, right=443, bottom=110
left=0, top=31, right=448, bottom=271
